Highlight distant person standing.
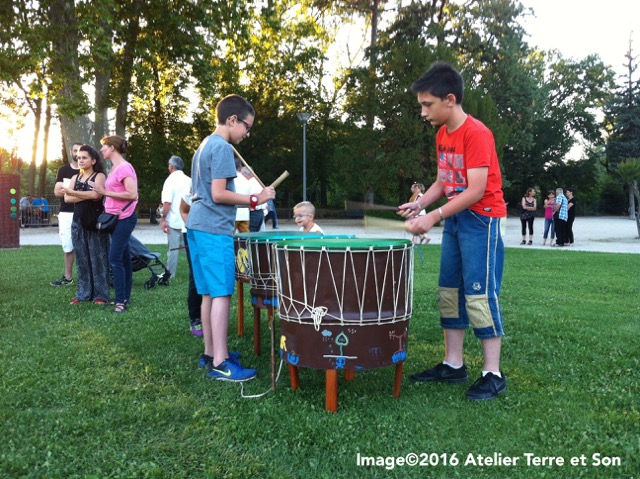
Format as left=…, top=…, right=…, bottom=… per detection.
left=160, top=155, right=191, bottom=279
left=566, top=188, right=576, bottom=246
left=19, top=194, right=32, bottom=227
left=51, top=142, right=82, bottom=286
left=542, top=190, right=555, bottom=246
left=553, top=187, right=569, bottom=247
left=264, top=198, right=279, bottom=229
left=519, top=187, right=536, bottom=245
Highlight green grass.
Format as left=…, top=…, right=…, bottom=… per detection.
left=1, top=245, right=639, bottom=479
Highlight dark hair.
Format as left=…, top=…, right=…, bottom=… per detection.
left=566, top=187, right=574, bottom=193
left=411, top=61, right=464, bottom=104
left=79, top=144, right=106, bottom=174
left=101, top=135, right=128, bottom=154
left=216, top=94, right=255, bottom=125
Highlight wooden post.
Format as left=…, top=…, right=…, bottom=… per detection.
left=393, top=363, right=403, bottom=398
left=253, top=307, right=261, bottom=355
left=344, top=370, right=355, bottom=381
left=269, top=308, right=276, bottom=391
left=325, top=369, right=338, bottom=412
left=289, top=365, right=299, bottom=391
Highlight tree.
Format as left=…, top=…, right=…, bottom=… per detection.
left=616, top=159, right=640, bottom=232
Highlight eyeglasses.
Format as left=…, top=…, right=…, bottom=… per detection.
left=238, top=118, right=252, bottom=135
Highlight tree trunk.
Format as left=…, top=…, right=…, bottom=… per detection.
left=628, top=184, right=637, bottom=220
left=38, top=101, right=52, bottom=197
left=115, top=14, right=141, bottom=137
left=28, top=97, right=42, bottom=195
left=94, top=70, right=110, bottom=146
left=49, top=0, right=92, bottom=159
left=633, top=180, right=640, bottom=237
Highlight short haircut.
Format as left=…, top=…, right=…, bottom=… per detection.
left=294, top=201, right=315, bottom=215
left=556, top=188, right=564, bottom=196
left=101, top=135, right=129, bottom=154
left=566, top=187, right=574, bottom=193
left=79, top=144, right=106, bottom=174
left=169, top=155, right=184, bottom=170
left=411, top=61, right=464, bottom=104
left=216, top=94, right=255, bottom=125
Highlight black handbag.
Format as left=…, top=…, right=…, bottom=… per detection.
left=96, top=200, right=134, bottom=233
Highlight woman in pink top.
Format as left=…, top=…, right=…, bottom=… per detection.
left=542, top=191, right=555, bottom=246
left=90, top=135, right=138, bottom=313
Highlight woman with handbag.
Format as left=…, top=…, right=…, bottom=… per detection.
left=90, top=136, right=139, bottom=314
left=62, top=145, right=110, bottom=304
left=519, top=187, right=537, bottom=245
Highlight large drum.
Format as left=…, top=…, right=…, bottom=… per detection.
left=275, top=238, right=414, bottom=370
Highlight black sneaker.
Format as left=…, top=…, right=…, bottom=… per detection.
left=410, top=362, right=468, bottom=383
left=50, top=276, right=73, bottom=286
left=466, top=372, right=507, bottom=401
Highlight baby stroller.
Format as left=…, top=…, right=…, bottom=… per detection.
left=129, top=235, right=171, bottom=290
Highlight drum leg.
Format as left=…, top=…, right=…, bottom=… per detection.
left=325, top=369, right=338, bottom=413
left=288, top=364, right=299, bottom=391
left=344, top=370, right=355, bottom=381
left=253, top=307, right=261, bottom=355
left=393, top=363, right=403, bottom=398
left=237, top=281, right=244, bottom=337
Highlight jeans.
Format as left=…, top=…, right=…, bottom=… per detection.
left=438, top=209, right=505, bottom=339
left=183, top=232, right=202, bottom=320
left=543, top=218, right=555, bottom=240
left=249, top=210, right=264, bottom=232
left=110, top=213, right=137, bottom=303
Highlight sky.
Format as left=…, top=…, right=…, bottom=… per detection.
left=3, top=0, right=640, bottom=166
left=521, top=0, right=639, bottom=75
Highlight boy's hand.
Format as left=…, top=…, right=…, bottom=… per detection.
left=397, top=201, right=421, bottom=219
left=258, top=186, right=276, bottom=204
left=405, top=211, right=438, bottom=235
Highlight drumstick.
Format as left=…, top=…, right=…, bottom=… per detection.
left=231, top=145, right=266, bottom=188
left=269, top=171, right=289, bottom=188
left=345, top=200, right=399, bottom=212
left=364, top=214, right=409, bottom=231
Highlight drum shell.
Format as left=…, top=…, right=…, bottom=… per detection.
left=276, top=241, right=413, bottom=370
left=234, top=236, right=251, bottom=284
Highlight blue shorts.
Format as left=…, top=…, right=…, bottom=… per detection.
left=438, top=209, right=505, bottom=339
left=186, top=229, right=235, bottom=297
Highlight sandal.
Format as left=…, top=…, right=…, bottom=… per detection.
left=114, top=303, right=127, bottom=314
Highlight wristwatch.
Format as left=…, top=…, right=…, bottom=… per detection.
left=250, top=195, right=259, bottom=211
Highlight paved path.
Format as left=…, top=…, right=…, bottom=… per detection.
left=18, top=216, right=639, bottom=254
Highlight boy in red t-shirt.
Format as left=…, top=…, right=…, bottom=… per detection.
left=398, top=62, right=507, bottom=401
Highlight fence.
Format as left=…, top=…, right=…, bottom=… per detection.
left=20, top=204, right=60, bottom=228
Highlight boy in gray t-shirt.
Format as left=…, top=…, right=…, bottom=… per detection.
left=186, top=94, right=275, bottom=382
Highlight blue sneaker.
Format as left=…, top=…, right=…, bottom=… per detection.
left=208, top=359, right=257, bottom=382
left=199, top=352, right=242, bottom=369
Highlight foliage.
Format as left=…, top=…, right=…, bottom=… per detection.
left=1, top=244, right=639, bottom=478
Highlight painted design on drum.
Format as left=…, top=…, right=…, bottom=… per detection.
left=323, top=331, right=357, bottom=369
left=389, top=328, right=408, bottom=363
left=235, top=247, right=250, bottom=276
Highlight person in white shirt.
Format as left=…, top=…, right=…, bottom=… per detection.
left=234, top=159, right=251, bottom=233
left=160, top=155, right=192, bottom=278
left=242, top=167, right=266, bottom=232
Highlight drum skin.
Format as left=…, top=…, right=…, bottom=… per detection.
left=276, top=239, right=413, bottom=370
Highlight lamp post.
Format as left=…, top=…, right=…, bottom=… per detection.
left=296, top=112, right=312, bottom=201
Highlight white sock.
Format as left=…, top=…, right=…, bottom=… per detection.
left=482, top=370, right=501, bottom=378
left=443, top=360, right=463, bottom=369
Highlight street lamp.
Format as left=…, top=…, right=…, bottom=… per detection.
left=296, top=112, right=312, bottom=201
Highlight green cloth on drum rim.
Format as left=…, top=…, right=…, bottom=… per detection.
left=276, top=238, right=412, bottom=250
left=234, top=231, right=324, bottom=241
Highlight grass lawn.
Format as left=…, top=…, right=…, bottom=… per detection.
left=1, top=244, right=638, bottom=479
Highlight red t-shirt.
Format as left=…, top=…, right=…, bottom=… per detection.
left=436, top=115, right=506, bottom=217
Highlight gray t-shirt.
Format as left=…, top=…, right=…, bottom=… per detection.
left=186, top=134, right=237, bottom=235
